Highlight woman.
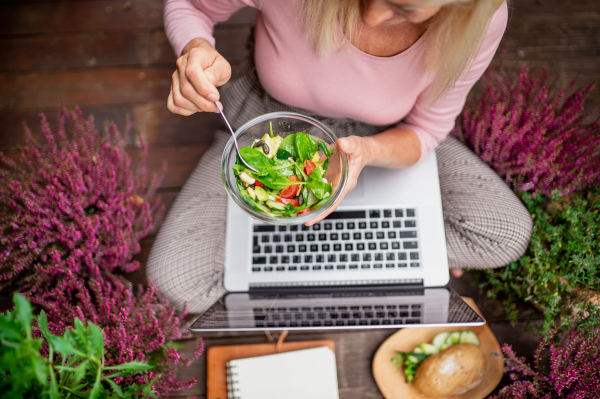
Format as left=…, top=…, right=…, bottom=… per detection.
left=149, top=0, right=532, bottom=313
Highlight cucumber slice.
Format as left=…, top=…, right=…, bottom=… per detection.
left=418, top=343, right=439, bottom=355
left=459, top=330, right=481, bottom=346
left=444, top=331, right=462, bottom=347
left=266, top=199, right=286, bottom=210
left=413, top=347, right=424, bottom=354
left=407, top=355, right=420, bottom=364
left=254, top=186, right=269, bottom=201
left=306, top=188, right=317, bottom=207
left=432, top=332, right=450, bottom=350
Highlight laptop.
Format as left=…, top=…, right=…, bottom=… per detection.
left=190, top=152, right=485, bottom=331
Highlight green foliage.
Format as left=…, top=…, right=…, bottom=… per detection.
left=294, top=132, right=318, bottom=162
left=306, top=167, right=332, bottom=199
left=275, top=134, right=298, bottom=160
left=474, top=187, right=600, bottom=333
left=0, top=294, right=156, bottom=399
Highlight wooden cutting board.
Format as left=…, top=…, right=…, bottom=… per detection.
left=207, top=340, right=335, bottom=399
left=372, top=298, right=503, bottom=399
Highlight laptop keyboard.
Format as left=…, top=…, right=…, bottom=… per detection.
left=250, top=207, right=421, bottom=272
left=252, top=303, right=423, bottom=327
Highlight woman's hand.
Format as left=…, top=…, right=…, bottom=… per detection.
left=167, top=37, right=232, bottom=115
left=306, top=135, right=372, bottom=225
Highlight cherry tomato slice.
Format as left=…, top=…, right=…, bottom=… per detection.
left=277, top=198, right=299, bottom=207
left=279, top=175, right=300, bottom=199
left=305, top=160, right=316, bottom=176
left=254, top=180, right=263, bottom=187
left=298, top=209, right=311, bottom=215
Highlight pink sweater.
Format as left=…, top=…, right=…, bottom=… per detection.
left=164, top=0, right=508, bottom=161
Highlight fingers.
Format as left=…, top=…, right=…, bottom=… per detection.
left=185, top=47, right=231, bottom=112
left=178, top=55, right=219, bottom=113
left=168, top=72, right=200, bottom=115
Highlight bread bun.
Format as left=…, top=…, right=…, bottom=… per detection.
left=413, top=343, right=487, bottom=397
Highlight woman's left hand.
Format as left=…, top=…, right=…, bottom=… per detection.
left=306, top=135, right=372, bottom=225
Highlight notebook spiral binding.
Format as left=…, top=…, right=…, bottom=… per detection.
left=226, top=364, right=240, bottom=399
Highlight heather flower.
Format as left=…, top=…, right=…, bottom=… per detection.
left=0, top=104, right=164, bottom=294
left=32, top=275, right=203, bottom=397
left=490, top=328, right=600, bottom=398
left=454, top=60, right=600, bottom=195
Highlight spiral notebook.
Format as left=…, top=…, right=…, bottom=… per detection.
left=226, top=346, right=339, bottom=399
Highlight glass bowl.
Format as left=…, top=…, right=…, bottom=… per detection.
left=221, top=112, right=348, bottom=225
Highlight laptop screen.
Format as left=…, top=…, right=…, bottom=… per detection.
left=189, top=286, right=484, bottom=332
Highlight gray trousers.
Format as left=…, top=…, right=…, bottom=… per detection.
left=147, top=62, right=533, bottom=313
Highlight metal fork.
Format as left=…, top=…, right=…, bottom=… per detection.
left=215, top=102, right=259, bottom=173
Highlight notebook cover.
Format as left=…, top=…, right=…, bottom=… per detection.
left=207, top=340, right=335, bottom=399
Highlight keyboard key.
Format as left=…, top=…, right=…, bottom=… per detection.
left=342, top=233, right=350, bottom=240
left=339, top=254, right=348, bottom=262
left=406, top=319, right=420, bottom=324
left=261, top=235, right=270, bottom=243
left=395, top=209, right=404, bottom=218
left=393, top=220, right=401, bottom=228
left=386, top=263, right=395, bottom=268
left=380, top=242, right=389, bottom=250
left=325, top=265, right=334, bottom=270
left=347, top=222, right=355, bottom=229
left=264, top=266, right=273, bottom=272
left=319, top=233, right=327, bottom=241
left=353, top=232, right=362, bottom=239
left=382, top=221, right=390, bottom=228
left=312, top=224, right=321, bottom=231
left=365, top=232, right=373, bottom=239
left=400, top=231, right=417, bottom=238
left=357, top=243, right=365, bottom=250
left=284, top=234, right=293, bottom=242
left=253, top=236, right=259, bottom=245
left=273, top=235, right=281, bottom=243
left=345, top=243, right=353, bottom=251
left=335, top=222, right=344, bottom=230
left=254, top=225, right=276, bottom=232
left=388, top=231, right=397, bottom=239
left=288, top=266, right=297, bottom=271
left=328, top=254, right=336, bottom=262
left=410, top=252, right=419, bottom=260
left=337, top=264, right=346, bottom=269
left=412, top=311, right=421, bottom=317
left=276, top=266, right=285, bottom=271
left=299, top=245, right=307, bottom=252
left=287, top=244, right=296, bottom=252
left=333, top=244, right=342, bottom=251
left=392, top=242, right=400, bottom=249
left=305, top=255, right=313, bottom=263
left=384, top=209, right=392, bottom=218
left=359, top=222, right=367, bottom=229
left=278, top=226, right=287, bottom=232
left=370, top=320, right=380, bottom=325
left=349, top=264, right=358, bottom=269
left=386, top=253, right=395, bottom=260
left=374, top=253, right=383, bottom=261
left=405, top=220, right=416, bottom=228
left=407, top=209, right=415, bottom=217
left=276, top=245, right=284, bottom=253
left=398, top=263, right=408, bottom=267
left=376, top=232, right=385, bottom=239
left=351, top=254, right=360, bottom=262
left=369, top=210, right=381, bottom=218
left=290, top=225, right=298, bottom=231
left=370, top=221, right=378, bottom=229
left=270, top=256, right=278, bottom=264
left=300, top=266, right=309, bottom=271
left=363, top=253, right=372, bottom=261
left=307, top=233, right=315, bottom=241
left=316, top=255, right=324, bottom=263
left=330, top=233, right=339, bottom=240
left=310, top=244, right=318, bottom=252
left=293, top=255, right=301, bottom=263
left=264, top=246, right=272, bottom=253
left=252, top=267, right=261, bottom=272
left=281, top=256, right=290, bottom=263
left=253, top=246, right=261, bottom=254
left=324, top=223, right=332, bottom=230
left=302, top=225, right=310, bottom=231
left=398, top=252, right=407, bottom=260
left=404, top=241, right=418, bottom=249
left=410, top=262, right=420, bottom=267
left=374, top=263, right=383, bottom=268
left=312, top=265, right=321, bottom=270
left=296, top=234, right=304, bottom=242
left=322, top=244, right=330, bottom=251
left=368, top=243, right=376, bottom=250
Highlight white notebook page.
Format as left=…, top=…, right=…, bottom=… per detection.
left=227, top=346, right=339, bottom=399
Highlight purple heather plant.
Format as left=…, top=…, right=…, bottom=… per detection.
left=32, top=275, right=203, bottom=397
left=454, top=60, right=600, bottom=195
left=0, top=104, right=164, bottom=294
left=490, top=329, right=600, bottom=398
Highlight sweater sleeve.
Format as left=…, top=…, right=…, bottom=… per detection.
left=164, top=0, right=262, bottom=57
left=396, top=2, right=508, bottom=162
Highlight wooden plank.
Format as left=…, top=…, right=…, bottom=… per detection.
left=0, top=2, right=255, bottom=35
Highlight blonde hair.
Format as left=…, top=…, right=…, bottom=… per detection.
left=300, top=0, right=504, bottom=104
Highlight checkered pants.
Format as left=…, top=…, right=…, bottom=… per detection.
left=147, top=61, right=533, bottom=313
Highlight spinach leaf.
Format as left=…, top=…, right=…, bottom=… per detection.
left=275, top=134, right=297, bottom=160
left=306, top=167, right=332, bottom=199
left=239, top=147, right=274, bottom=171
left=295, top=132, right=318, bottom=162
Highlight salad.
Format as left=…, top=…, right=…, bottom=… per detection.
left=233, top=126, right=335, bottom=218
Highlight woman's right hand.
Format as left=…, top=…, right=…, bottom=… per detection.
left=167, top=37, right=232, bottom=115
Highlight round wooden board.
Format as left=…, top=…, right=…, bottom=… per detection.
left=372, top=298, right=503, bottom=399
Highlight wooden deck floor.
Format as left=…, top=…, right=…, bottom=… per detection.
left=1, top=0, right=599, bottom=397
